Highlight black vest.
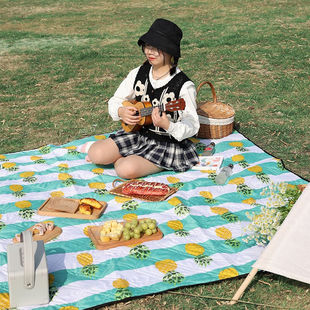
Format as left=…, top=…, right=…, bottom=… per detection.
left=133, top=62, right=190, bottom=136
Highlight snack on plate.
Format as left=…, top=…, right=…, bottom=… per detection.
left=45, top=222, right=55, bottom=231
left=78, top=197, right=103, bottom=215
left=14, top=222, right=56, bottom=242
left=80, top=198, right=103, bottom=209
left=79, top=203, right=92, bottom=215
left=122, top=218, right=158, bottom=240
left=33, top=223, right=47, bottom=236
left=122, top=181, right=170, bottom=196
left=14, top=233, right=21, bottom=242
left=100, top=220, right=124, bottom=242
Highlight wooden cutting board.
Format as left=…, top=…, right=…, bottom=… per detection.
left=37, top=197, right=107, bottom=220
left=88, top=224, right=163, bottom=250
left=13, top=224, right=62, bottom=243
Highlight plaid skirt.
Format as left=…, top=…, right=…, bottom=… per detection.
left=109, top=129, right=199, bottom=172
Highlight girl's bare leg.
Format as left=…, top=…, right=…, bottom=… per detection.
left=87, top=139, right=163, bottom=179
left=88, top=138, right=122, bottom=165
left=114, top=155, right=163, bottom=179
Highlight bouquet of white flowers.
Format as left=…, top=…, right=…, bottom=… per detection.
left=244, top=182, right=304, bottom=246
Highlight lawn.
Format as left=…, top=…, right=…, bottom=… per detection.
left=0, top=0, right=309, bottom=309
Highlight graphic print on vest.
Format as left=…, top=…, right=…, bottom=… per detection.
left=133, top=62, right=190, bottom=135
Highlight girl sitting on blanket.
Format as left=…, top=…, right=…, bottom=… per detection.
left=80, top=18, right=200, bottom=179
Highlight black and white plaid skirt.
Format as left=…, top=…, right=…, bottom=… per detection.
left=109, top=129, right=199, bottom=172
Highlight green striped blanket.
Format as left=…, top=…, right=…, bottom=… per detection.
left=0, top=131, right=307, bottom=310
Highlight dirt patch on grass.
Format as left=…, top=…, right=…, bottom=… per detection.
left=2, top=4, right=64, bottom=17
left=0, top=37, right=96, bottom=54
left=1, top=2, right=116, bottom=18
left=0, top=54, right=29, bottom=71
left=0, top=1, right=162, bottom=35
left=100, top=38, right=123, bottom=47
left=0, top=18, right=136, bottom=36
left=247, top=61, right=273, bottom=76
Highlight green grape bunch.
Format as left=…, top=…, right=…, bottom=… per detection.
left=122, top=218, right=158, bottom=241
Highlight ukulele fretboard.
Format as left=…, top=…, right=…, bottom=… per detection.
left=139, top=106, right=159, bottom=117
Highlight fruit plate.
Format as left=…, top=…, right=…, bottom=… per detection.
left=88, top=224, right=163, bottom=250
left=13, top=223, right=62, bottom=243
left=37, top=197, right=107, bottom=220
left=109, top=179, right=178, bottom=202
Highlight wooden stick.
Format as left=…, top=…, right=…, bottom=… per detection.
left=167, top=290, right=290, bottom=309
left=229, top=267, right=259, bottom=305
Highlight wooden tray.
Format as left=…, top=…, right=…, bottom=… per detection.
left=13, top=224, right=62, bottom=243
left=109, top=179, right=178, bottom=202
left=88, top=223, right=163, bottom=250
left=37, top=197, right=107, bottom=220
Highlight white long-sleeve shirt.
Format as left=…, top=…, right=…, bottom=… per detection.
left=108, top=65, right=200, bottom=142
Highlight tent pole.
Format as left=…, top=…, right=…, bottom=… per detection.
left=229, top=267, right=259, bottom=305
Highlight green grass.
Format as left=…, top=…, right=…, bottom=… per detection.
left=1, top=0, right=310, bottom=308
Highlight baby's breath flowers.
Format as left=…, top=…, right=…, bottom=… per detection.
left=244, top=182, right=303, bottom=246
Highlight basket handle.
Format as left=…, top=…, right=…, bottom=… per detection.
left=196, top=81, right=217, bottom=104
left=112, top=178, right=126, bottom=188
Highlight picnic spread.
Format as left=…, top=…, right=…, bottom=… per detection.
left=0, top=130, right=308, bottom=309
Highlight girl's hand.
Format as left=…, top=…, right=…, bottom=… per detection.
left=118, top=106, right=140, bottom=125
left=152, top=107, right=170, bottom=130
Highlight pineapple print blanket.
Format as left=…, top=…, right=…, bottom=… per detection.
left=0, top=131, right=307, bottom=310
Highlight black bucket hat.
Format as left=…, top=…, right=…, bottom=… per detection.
left=138, top=18, right=183, bottom=58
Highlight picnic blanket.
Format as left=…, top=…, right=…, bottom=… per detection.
left=0, top=130, right=307, bottom=310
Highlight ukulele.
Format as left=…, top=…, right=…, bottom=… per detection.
left=121, top=98, right=186, bottom=132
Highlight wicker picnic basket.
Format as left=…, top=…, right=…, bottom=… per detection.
left=196, top=81, right=235, bottom=139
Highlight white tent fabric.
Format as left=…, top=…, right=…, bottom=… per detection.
left=253, top=182, right=310, bottom=284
